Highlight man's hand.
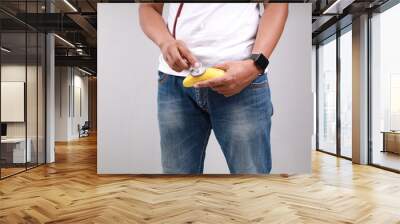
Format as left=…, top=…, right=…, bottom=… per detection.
left=139, top=4, right=197, bottom=72
left=194, top=60, right=262, bottom=97
left=160, top=39, right=198, bottom=72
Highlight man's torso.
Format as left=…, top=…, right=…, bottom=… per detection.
left=158, top=3, right=261, bottom=77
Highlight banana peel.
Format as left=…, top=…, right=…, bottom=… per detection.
left=183, top=67, right=225, bottom=88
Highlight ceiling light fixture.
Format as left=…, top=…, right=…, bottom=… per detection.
left=323, top=0, right=344, bottom=15
left=54, top=34, right=75, bottom=48
left=1, top=47, right=11, bottom=53
left=63, top=0, right=78, bottom=12
left=76, top=48, right=85, bottom=55
left=78, top=67, right=93, bottom=76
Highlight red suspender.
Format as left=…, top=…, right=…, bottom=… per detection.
left=172, top=3, right=184, bottom=38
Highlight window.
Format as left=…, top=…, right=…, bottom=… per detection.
left=340, top=29, right=352, bottom=158
left=316, top=25, right=353, bottom=159
left=318, top=36, right=337, bottom=154
left=390, top=75, right=400, bottom=130
left=370, top=2, right=400, bottom=171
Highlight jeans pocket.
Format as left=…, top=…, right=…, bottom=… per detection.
left=250, top=73, right=269, bottom=89
left=158, top=72, right=169, bottom=85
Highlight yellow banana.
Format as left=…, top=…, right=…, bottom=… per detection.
left=183, top=67, right=225, bottom=88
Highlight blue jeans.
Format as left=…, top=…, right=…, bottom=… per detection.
left=157, top=71, right=273, bottom=174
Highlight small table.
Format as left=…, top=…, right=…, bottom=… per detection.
left=1, top=138, right=32, bottom=165
left=381, top=131, right=400, bottom=155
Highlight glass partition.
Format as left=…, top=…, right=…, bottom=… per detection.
left=38, top=32, right=45, bottom=165
left=27, top=31, right=38, bottom=169
left=0, top=31, right=28, bottom=177
left=339, top=28, right=352, bottom=158
left=370, top=3, right=400, bottom=171
left=317, top=36, right=337, bottom=154
left=0, top=1, right=46, bottom=179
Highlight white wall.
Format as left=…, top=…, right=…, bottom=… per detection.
left=55, top=67, right=89, bottom=141
left=98, top=3, right=313, bottom=174
left=55, top=67, right=70, bottom=141
left=71, top=73, right=89, bottom=138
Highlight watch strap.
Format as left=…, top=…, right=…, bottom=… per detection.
left=250, top=53, right=269, bottom=72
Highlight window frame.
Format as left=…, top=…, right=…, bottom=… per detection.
left=315, top=24, right=353, bottom=161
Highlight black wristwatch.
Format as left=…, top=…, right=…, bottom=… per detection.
left=249, top=53, right=269, bottom=72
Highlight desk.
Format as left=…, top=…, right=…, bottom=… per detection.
left=382, top=131, right=400, bottom=155
left=1, top=138, right=31, bottom=164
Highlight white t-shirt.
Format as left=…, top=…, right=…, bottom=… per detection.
left=158, top=3, right=261, bottom=77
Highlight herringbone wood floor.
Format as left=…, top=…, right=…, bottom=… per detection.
left=1, top=134, right=400, bottom=224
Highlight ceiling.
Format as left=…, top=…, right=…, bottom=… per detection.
left=0, top=0, right=100, bottom=74
left=311, top=0, right=390, bottom=43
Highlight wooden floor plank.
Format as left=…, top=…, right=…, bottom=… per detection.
left=0, top=134, right=400, bottom=223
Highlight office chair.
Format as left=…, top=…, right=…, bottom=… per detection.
left=79, top=121, right=90, bottom=138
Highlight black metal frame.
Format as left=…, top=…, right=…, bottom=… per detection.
left=0, top=20, right=2, bottom=179
left=0, top=0, right=47, bottom=180
left=336, top=28, right=341, bottom=158
left=44, top=0, right=47, bottom=165
left=315, top=44, right=319, bottom=151
left=315, top=24, right=353, bottom=161
left=367, top=10, right=373, bottom=167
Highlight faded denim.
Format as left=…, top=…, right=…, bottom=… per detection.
left=157, top=71, right=273, bottom=174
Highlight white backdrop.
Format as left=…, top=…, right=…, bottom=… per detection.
left=98, top=3, right=312, bottom=174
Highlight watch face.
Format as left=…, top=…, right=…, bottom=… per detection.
left=251, top=53, right=268, bottom=71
